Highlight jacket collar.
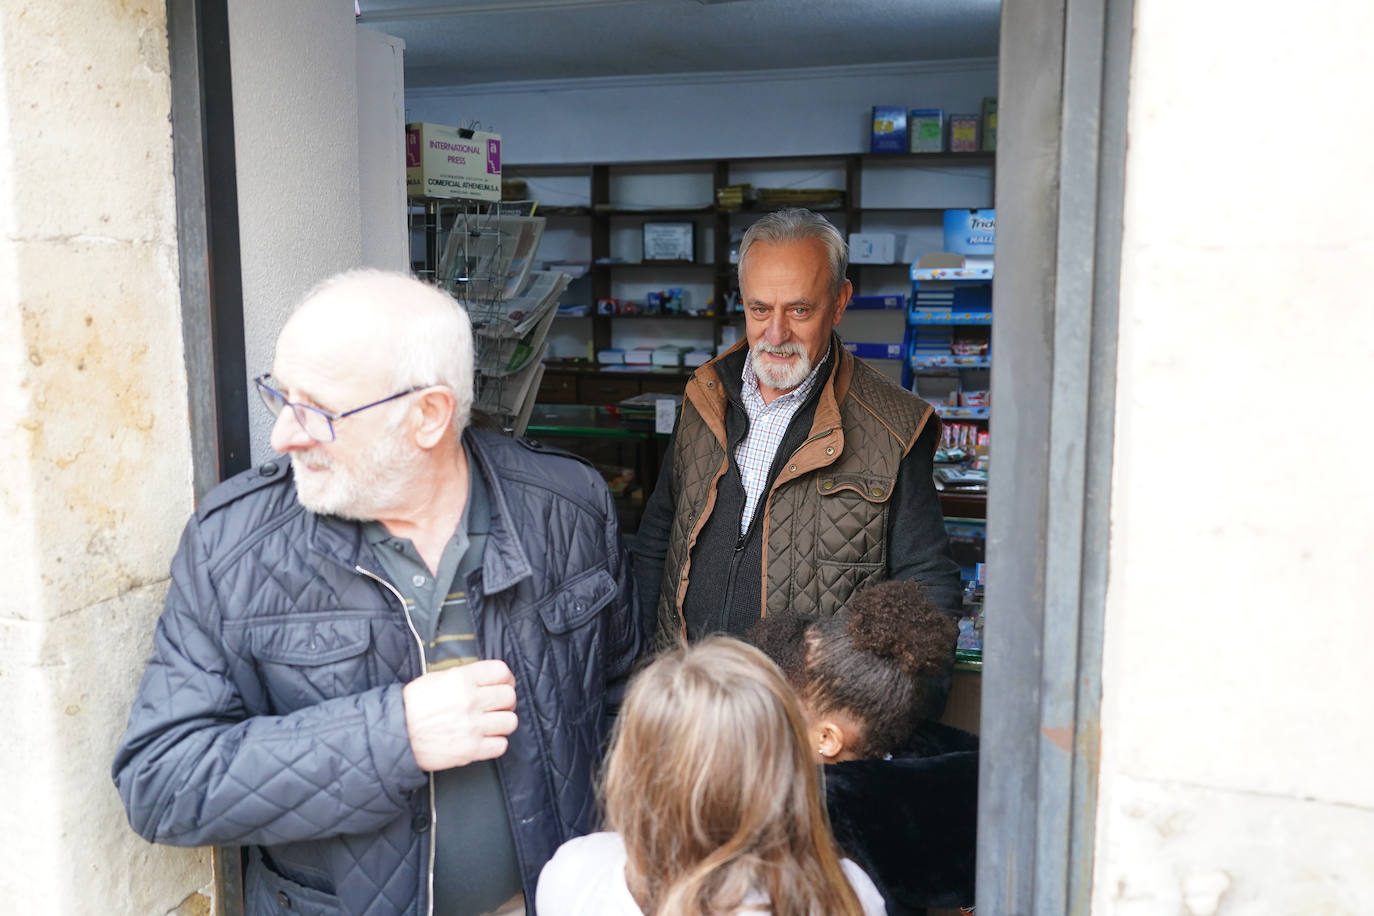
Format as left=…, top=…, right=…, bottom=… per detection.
left=462, top=428, right=533, bottom=595
left=689, top=333, right=851, bottom=445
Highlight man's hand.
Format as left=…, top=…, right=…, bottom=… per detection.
left=402, top=659, right=518, bottom=772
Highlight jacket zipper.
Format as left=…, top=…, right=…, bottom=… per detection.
left=356, top=564, right=437, bottom=916
left=749, top=427, right=836, bottom=621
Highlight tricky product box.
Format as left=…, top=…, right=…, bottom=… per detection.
left=943, top=209, right=997, bottom=255
left=406, top=122, right=502, bottom=201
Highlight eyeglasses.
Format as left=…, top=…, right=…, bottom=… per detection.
left=254, top=374, right=427, bottom=443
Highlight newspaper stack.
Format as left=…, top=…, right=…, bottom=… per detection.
left=435, top=208, right=566, bottom=435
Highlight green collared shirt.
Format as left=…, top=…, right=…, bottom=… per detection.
left=363, top=455, right=522, bottom=915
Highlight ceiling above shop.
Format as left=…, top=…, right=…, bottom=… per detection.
left=357, top=0, right=1001, bottom=88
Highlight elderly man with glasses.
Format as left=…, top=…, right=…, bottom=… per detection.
left=113, top=270, right=639, bottom=916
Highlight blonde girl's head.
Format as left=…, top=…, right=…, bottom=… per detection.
left=602, top=637, right=865, bottom=916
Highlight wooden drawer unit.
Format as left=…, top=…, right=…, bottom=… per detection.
left=537, top=372, right=579, bottom=404
left=577, top=376, right=641, bottom=405
left=640, top=377, right=687, bottom=397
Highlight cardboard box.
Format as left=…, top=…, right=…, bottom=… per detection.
left=848, top=232, right=896, bottom=264
left=909, top=108, right=945, bottom=152
left=949, top=114, right=980, bottom=152
left=842, top=341, right=905, bottom=360
left=849, top=294, right=905, bottom=310
left=980, top=98, right=998, bottom=152
left=405, top=122, right=502, bottom=201
left=652, top=345, right=690, bottom=367
left=870, top=106, right=908, bottom=154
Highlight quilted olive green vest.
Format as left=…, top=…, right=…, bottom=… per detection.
left=655, top=342, right=935, bottom=646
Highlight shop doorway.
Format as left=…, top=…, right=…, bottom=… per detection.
left=167, top=0, right=1134, bottom=911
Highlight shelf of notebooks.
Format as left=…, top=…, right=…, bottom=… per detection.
left=911, top=355, right=991, bottom=370
left=909, top=310, right=994, bottom=325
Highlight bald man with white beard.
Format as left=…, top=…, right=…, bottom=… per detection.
left=115, top=271, right=639, bottom=916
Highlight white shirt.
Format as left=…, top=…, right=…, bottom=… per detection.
left=536, top=831, right=887, bottom=915
left=734, top=350, right=827, bottom=534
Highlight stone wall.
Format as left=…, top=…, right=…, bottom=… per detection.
left=0, top=1, right=208, bottom=911
left=1094, top=0, right=1374, bottom=911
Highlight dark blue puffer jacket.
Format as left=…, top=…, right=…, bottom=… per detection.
left=113, top=429, right=640, bottom=915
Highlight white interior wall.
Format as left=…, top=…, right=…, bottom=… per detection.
left=1095, top=1, right=1374, bottom=911
left=229, top=0, right=375, bottom=462
left=404, top=60, right=997, bottom=164
left=357, top=27, right=409, bottom=272
left=407, top=60, right=996, bottom=371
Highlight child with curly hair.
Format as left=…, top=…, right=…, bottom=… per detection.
left=750, top=579, right=978, bottom=915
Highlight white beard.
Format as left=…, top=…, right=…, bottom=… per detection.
left=750, top=340, right=812, bottom=392
left=290, top=420, right=425, bottom=521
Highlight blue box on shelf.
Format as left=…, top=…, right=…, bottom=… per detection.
left=849, top=293, right=905, bottom=310
left=943, top=209, right=996, bottom=255
left=870, top=105, right=908, bottom=154
left=842, top=341, right=904, bottom=360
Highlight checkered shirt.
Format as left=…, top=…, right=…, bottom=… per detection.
left=735, top=347, right=829, bottom=534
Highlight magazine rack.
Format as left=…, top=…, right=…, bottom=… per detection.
left=430, top=200, right=568, bottom=436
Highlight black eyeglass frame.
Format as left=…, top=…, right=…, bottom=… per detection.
left=254, top=374, right=428, bottom=443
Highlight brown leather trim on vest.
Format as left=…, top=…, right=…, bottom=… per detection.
left=654, top=349, right=740, bottom=649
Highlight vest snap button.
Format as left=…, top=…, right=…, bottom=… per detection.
left=871, top=486, right=885, bottom=497
left=822, top=481, right=834, bottom=490
left=788, top=464, right=797, bottom=472
left=825, top=446, right=834, bottom=455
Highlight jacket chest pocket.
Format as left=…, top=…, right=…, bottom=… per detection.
left=811, top=471, right=892, bottom=565
left=245, top=617, right=377, bottom=714
left=533, top=567, right=618, bottom=713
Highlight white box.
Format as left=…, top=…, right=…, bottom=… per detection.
left=405, top=122, right=502, bottom=201
left=652, top=345, right=689, bottom=367
left=848, top=232, right=897, bottom=264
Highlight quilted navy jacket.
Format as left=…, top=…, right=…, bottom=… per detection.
left=113, top=430, right=640, bottom=915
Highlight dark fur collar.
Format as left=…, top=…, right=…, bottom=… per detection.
left=824, top=723, right=979, bottom=914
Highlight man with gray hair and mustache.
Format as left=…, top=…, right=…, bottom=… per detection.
left=633, top=208, right=961, bottom=656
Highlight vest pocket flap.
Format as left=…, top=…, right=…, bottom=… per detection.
left=816, top=471, right=896, bottom=503
left=539, top=568, right=617, bottom=634
left=248, top=618, right=373, bottom=666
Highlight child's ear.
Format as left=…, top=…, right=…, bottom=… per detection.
left=815, top=720, right=847, bottom=761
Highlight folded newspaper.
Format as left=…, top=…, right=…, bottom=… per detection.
left=438, top=213, right=547, bottom=302
left=469, top=270, right=570, bottom=338
left=475, top=302, right=561, bottom=377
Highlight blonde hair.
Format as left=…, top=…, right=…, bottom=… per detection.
left=603, top=638, right=866, bottom=916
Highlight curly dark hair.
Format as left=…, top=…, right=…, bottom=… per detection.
left=749, top=580, right=958, bottom=758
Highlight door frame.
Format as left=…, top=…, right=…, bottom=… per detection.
left=163, top=0, right=1138, bottom=909
left=978, top=0, right=1134, bottom=911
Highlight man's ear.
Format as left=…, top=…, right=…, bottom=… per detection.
left=412, top=387, right=456, bottom=449
left=831, top=279, right=853, bottom=327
